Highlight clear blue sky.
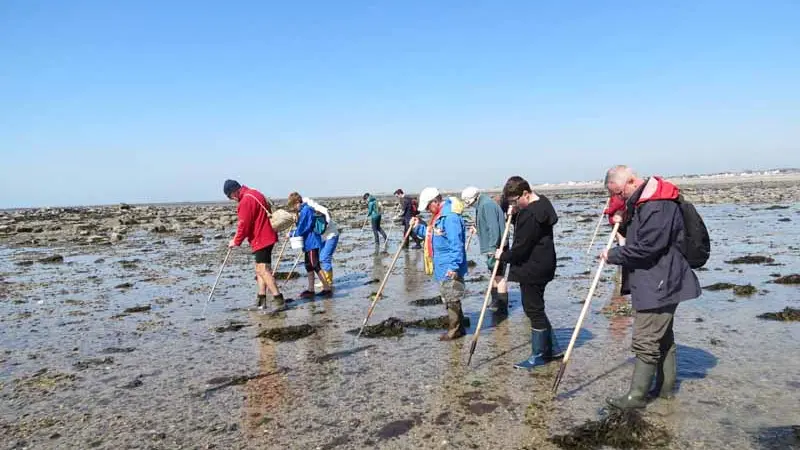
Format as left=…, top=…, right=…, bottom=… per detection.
left=1, top=1, right=798, bottom=208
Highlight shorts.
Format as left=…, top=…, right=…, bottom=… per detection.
left=253, top=245, right=274, bottom=265
left=304, top=248, right=321, bottom=273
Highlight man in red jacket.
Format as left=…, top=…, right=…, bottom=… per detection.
left=224, top=180, right=286, bottom=308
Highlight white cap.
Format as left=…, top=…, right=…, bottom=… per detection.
left=461, top=186, right=479, bottom=206
left=418, top=187, right=440, bottom=211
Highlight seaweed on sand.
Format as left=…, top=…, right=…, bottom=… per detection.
left=757, top=307, right=800, bottom=322
left=771, top=274, right=800, bottom=285
left=410, top=296, right=442, bottom=307
left=404, top=315, right=471, bottom=329
left=257, top=324, right=316, bottom=342
left=724, top=255, right=775, bottom=265
left=273, top=271, right=301, bottom=280
left=733, top=284, right=757, bottom=296
left=703, top=283, right=736, bottom=291
left=349, top=317, right=406, bottom=338
left=548, top=409, right=671, bottom=450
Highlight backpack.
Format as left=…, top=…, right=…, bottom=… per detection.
left=375, top=200, right=383, bottom=215
left=313, top=213, right=328, bottom=235
left=675, top=195, right=710, bottom=269
left=410, top=198, right=419, bottom=216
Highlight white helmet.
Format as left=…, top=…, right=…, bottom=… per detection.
left=418, top=187, right=440, bottom=212
left=461, top=186, right=479, bottom=206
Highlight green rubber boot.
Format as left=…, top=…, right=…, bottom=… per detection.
left=654, top=344, right=677, bottom=399
left=607, top=359, right=657, bottom=410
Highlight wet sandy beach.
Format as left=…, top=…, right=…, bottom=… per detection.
left=1, top=179, right=799, bottom=449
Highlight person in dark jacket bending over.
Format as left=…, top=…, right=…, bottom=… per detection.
left=224, top=180, right=286, bottom=308
left=394, top=189, right=423, bottom=249
left=461, top=186, right=509, bottom=315
left=495, top=176, right=563, bottom=370
left=600, top=165, right=701, bottom=409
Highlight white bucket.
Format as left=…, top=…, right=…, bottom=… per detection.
left=289, top=236, right=304, bottom=250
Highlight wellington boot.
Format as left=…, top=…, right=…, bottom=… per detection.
left=607, top=359, right=657, bottom=410
left=439, top=302, right=466, bottom=341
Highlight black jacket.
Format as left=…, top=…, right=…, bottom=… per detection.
left=499, top=194, right=558, bottom=285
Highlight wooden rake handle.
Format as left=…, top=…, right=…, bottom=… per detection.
left=467, top=206, right=514, bottom=366
left=553, top=222, right=620, bottom=393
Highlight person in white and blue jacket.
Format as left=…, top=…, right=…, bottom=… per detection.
left=287, top=192, right=332, bottom=299
left=409, top=187, right=468, bottom=340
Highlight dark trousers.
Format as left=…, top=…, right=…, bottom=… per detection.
left=520, top=283, right=552, bottom=330
left=632, top=303, right=677, bottom=365
left=371, top=217, right=386, bottom=244
left=402, top=220, right=422, bottom=246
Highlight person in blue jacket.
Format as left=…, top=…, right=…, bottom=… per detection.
left=409, top=187, right=468, bottom=340
left=288, top=193, right=332, bottom=299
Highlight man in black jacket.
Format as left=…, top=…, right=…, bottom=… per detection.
left=394, top=189, right=423, bottom=249
left=600, top=165, right=701, bottom=409
left=496, top=176, right=564, bottom=370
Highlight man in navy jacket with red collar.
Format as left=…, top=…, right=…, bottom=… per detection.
left=600, top=166, right=701, bottom=409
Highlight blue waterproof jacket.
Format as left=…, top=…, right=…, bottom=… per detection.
left=366, top=196, right=381, bottom=221
left=292, top=203, right=323, bottom=252
left=413, top=198, right=468, bottom=282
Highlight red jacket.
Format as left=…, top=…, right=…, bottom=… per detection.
left=233, top=186, right=278, bottom=252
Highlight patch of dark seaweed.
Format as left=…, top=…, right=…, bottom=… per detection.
left=38, top=255, right=64, bottom=264
left=733, top=284, right=757, bottom=296
left=548, top=409, right=671, bottom=450
left=273, top=271, right=301, bottom=280
left=73, top=357, right=114, bottom=370
left=214, top=321, right=250, bottom=333
left=405, top=315, right=471, bottom=330
left=772, top=274, right=800, bottom=285
left=313, top=345, right=377, bottom=363
left=757, top=307, right=800, bottom=322
left=376, top=419, right=417, bottom=440
left=725, top=255, right=774, bottom=265
left=202, top=370, right=286, bottom=398
left=410, top=296, right=442, bottom=307
left=348, top=317, right=406, bottom=338
left=123, top=305, right=150, bottom=313
left=258, top=324, right=315, bottom=342
left=765, top=205, right=790, bottom=210
left=703, top=282, right=736, bottom=291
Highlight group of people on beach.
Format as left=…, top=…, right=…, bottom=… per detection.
left=222, top=164, right=704, bottom=411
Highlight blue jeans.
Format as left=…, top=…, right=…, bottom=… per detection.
left=320, top=234, right=339, bottom=271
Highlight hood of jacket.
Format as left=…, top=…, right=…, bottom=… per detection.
left=633, top=177, right=680, bottom=206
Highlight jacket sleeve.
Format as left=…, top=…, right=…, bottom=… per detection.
left=233, top=199, right=255, bottom=246
left=479, top=203, right=501, bottom=253
left=292, top=208, right=313, bottom=238
left=442, top=214, right=466, bottom=272
left=607, top=202, right=672, bottom=267
left=413, top=221, right=427, bottom=239
left=499, top=212, right=540, bottom=265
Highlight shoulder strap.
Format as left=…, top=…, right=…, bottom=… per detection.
left=243, top=193, right=272, bottom=218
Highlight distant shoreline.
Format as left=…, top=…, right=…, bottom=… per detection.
left=4, top=172, right=799, bottom=212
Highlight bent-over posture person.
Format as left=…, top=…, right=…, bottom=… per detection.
left=224, top=179, right=285, bottom=308
left=600, top=165, right=701, bottom=409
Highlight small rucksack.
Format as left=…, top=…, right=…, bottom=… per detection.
left=675, top=195, right=710, bottom=269
left=410, top=198, right=419, bottom=216
left=313, top=213, right=328, bottom=235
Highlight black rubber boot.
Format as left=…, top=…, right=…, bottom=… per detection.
left=607, top=359, right=657, bottom=410
left=257, top=294, right=267, bottom=309
left=439, top=302, right=466, bottom=341
left=495, top=292, right=509, bottom=316
left=653, top=344, right=677, bottom=399
left=272, top=293, right=286, bottom=308
left=488, top=288, right=500, bottom=311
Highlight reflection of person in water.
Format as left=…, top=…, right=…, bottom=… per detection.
left=243, top=312, right=288, bottom=440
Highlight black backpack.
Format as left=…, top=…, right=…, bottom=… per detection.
left=675, top=195, right=710, bottom=269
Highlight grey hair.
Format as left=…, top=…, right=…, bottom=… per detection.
left=605, top=165, right=636, bottom=186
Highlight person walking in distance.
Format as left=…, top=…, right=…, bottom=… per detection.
left=394, top=189, right=423, bottom=249
left=409, top=188, right=469, bottom=340
left=363, top=193, right=387, bottom=251
left=223, top=179, right=286, bottom=308
left=495, top=176, right=564, bottom=369
left=600, top=165, right=702, bottom=409
left=461, top=186, right=509, bottom=316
